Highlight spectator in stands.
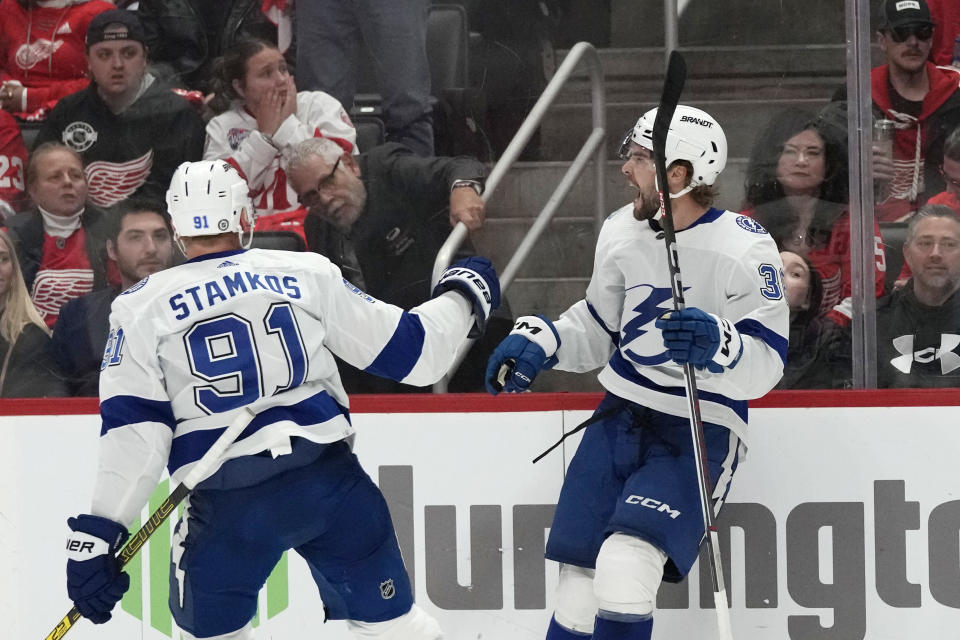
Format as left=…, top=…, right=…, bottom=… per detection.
left=204, top=39, right=357, bottom=240
left=287, top=137, right=508, bottom=392
left=34, top=9, right=205, bottom=209
left=926, top=0, right=960, bottom=67
left=924, top=124, right=960, bottom=211
left=0, top=0, right=114, bottom=120
left=3, top=142, right=113, bottom=327
left=0, top=110, right=28, bottom=220
left=776, top=250, right=835, bottom=389
left=295, top=0, right=434, bottom=156
left=743, top=108, right=886, bottom=327
left=50, top=198, right=173, bottom=396
left=834, top=205, right=960, bottom=387
left=890, top=124, right=960, bottom=288
left=137, top=0, right=291, bottom=95
left=859, top=0, right=960, bottom=222
left=0, top=229, right=67, bottom=397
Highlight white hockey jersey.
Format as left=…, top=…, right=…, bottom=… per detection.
left=553, top=206, right=789, bottom=442
left=203, top=91, right=357, bottom=215
left=93, top=248, right=473, bottom=525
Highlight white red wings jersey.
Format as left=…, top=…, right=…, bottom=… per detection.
left=204, top=91, right=357, bottom=216
left=93, top=248, right=473, bottom=525
left=552, top=206, right=790, bottom=442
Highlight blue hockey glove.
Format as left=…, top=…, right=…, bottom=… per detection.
left=432, top=256, right=501, bottom=338
left=66, top=514, right=130, bottom=624
left=485, top=315, right=560, bottom=394
left=655, top=308, right=743, bottom=373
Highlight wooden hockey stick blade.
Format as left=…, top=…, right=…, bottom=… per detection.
left=44, top=407, right=255, bottom=640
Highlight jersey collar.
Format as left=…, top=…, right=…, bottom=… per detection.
left=184, top=249, right=248, bottom=264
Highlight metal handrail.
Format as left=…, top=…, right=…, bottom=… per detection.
left=431, top=41, right=607, bottom=392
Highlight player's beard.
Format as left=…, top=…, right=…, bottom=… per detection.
left=632, top=184, right=661, bottom=221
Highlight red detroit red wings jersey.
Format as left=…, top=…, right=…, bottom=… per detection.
left=0, top=110, right=27, bottom=213
left=32, top=230, right=94, bottom=327
left=0, top=0, right=114, bottom=116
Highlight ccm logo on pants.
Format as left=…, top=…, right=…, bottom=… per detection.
left=625, top=495, right=681, bottom=519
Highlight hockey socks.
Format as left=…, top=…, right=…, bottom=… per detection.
left=591, top=610, right=653, bottom=640
left=546, top=615, right=591, bottom=639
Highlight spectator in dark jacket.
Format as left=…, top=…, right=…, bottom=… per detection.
left=2, top=142, right=113, bottom=327
left=50, top=198, right=174, bottom=395
left=0, top=229, right=67, bottom=397
left=287, top=137, right=509, bottom=392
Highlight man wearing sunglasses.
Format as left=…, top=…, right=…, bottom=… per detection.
left=869, top=0, right=960, bottom=222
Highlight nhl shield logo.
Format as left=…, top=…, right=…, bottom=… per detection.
left=379, top=579, right=396, bottom=600
left=62, top=121, right=98, bottom=152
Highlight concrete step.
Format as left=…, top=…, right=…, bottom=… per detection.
left=553, top=45, right=858, bottom=104
left=536, top=97, right=830, bottom=161
left=484, top=158, right=748, bottom=222
left=609, top=0, right=848, bottom=48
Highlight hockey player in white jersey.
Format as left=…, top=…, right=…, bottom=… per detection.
left=485, top=106, right=789, bottom=640
left=63, top=160, right=500, bottom=639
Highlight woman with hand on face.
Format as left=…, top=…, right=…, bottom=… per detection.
left=0, top=230, right=66, bottom=397
left=743, top=108, right=886, bottom=328
left=204, top=39, right=357, bottom=240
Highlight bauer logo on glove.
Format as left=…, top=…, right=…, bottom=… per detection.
left=432, top=257, right=501, bottom=338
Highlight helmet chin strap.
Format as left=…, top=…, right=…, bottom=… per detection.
left=239, top=206, right=256, bottom=249
left=174, top=233, right=187, bottom=257
left=651, top=176, right=694, bottom=221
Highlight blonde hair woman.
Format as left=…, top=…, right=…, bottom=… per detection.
left=0, top=231, right=66, bottom=397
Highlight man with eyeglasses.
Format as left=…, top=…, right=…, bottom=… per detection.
left=287, top=138, right=510, bottom=392
left=870, top=0, right=960, bottom=222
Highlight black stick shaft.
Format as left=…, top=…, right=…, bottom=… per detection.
left=652, top=51, right=733, bottom=639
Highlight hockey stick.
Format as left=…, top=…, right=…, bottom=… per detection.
left=44, top=407, right=256, bottom=640
left=651, top=51, right=733, bottom=640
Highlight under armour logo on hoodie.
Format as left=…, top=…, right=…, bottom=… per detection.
left=891, top=334, right=960, bottom=374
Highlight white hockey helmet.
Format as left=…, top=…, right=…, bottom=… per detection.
left=619, top=104, right=727, bottom=188
left=166, top=160, right=256, bottom=245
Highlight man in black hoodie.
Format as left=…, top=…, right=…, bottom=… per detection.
left=34, top=9, right=205, bottom=209
left=875, top=205, right=960, bottom=386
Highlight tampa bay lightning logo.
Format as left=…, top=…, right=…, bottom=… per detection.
left=621, top=284, right=674, bottom=366
left=121, top=276, right=149, bottom=294
left=736, top=216, right=768, bottom=234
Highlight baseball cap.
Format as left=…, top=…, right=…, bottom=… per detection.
left=880, top=0, right=935, bottom=29
left=85, top=9, right=148, bottom=48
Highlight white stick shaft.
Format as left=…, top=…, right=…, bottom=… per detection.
left=181, top=407, right=255, bottom=489
left=714, top=590, right=734, bottom=640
